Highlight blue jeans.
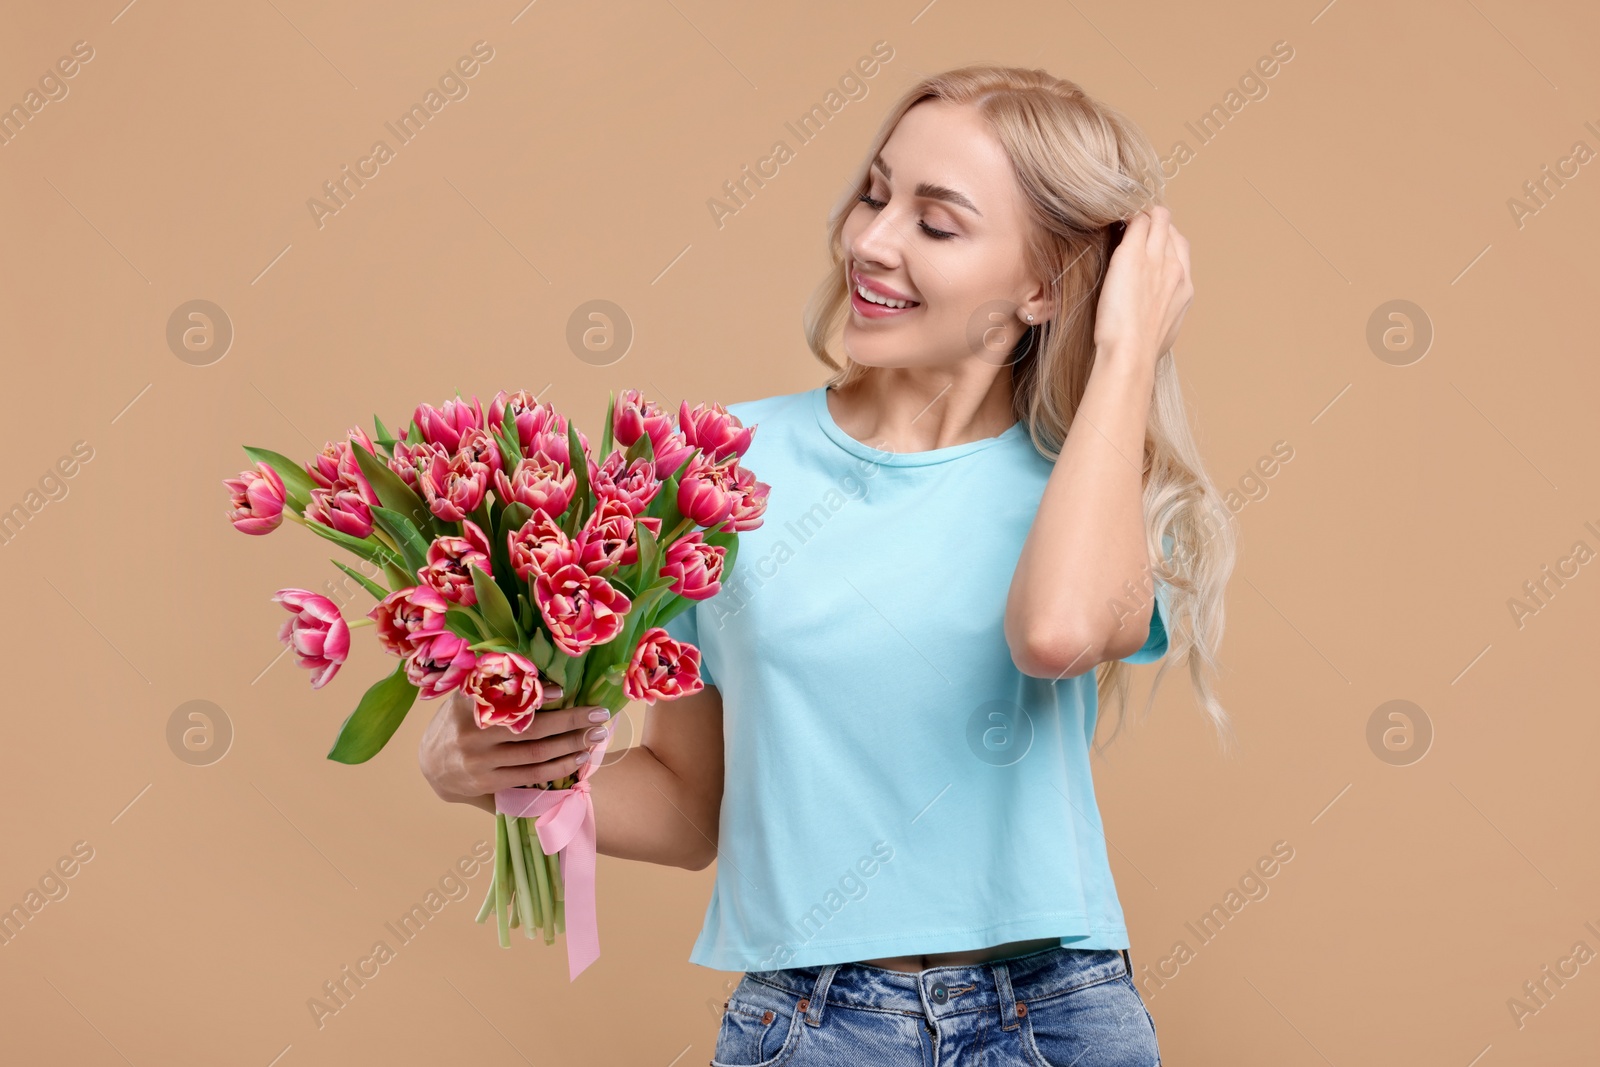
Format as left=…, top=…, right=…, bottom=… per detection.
left=711, top=945, right=1161, bottom=1066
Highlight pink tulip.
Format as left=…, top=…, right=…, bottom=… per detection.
left=579, top=497, right=662, bottom=571
left=677, top=454, right=737, bottom=528
left=405, top=632, right=477, bottom=698
left=525, top=425, right=597, bottom=481
left=661, top=533, right=726, bottom=601
left=306, top=485, right=376, bottom=539
left=494, top=453, right=575, bottom=518
left=651, top=430, right=697, bottom=481
left=418, top=520, right=492, bottom=604
left=624, top=626, right=705, bottom=704
left=534, top=563, right=632, bottom=656
left=679, top=399, right=754, bottom=460
left=489, top=389, right=556, bottom=452
left=272, top=589, right=350, bottom=689
left=388, top=435, right=447, bottom=490
left=612, top=390, right=694, bottom=478
left=720, top=463, right=771, bottom=533
left=418, top=450, right=489, bottom=522
left=412, top=396, right=484, bottom=453
left=463, top=650, right=548, bottom=733
left=307, top=426, right=377, bottom=492
left=223, top=462, right=287, bottom=535
left=507, top=510, right=571, bottom=580
left=456, top=427, right=505, bottom=479
left=369, top=585, right=451, bottom=657
left=591, top=450, right=661, bottom=516
left=612, top=388, right=675, bottom=447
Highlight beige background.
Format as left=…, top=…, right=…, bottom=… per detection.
left=2, top=0, right=1597, bottom=1063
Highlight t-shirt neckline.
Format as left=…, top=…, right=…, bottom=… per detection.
left=811, top=385, right=1024, bottom=467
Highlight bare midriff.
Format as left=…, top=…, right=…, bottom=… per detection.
left=855, top=936, right=1062, bottom=973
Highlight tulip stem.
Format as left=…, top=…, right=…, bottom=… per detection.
left=504, top=813, right=538, bottom=938
left=493, top=813, right=511, bottom=948
left=347, top=617, right=374, bottom=629
left=525, top=817, right=555, bottom=943
left=475, top=877, right=495, bottom=923
left=664, top=516, right=695, bottom=545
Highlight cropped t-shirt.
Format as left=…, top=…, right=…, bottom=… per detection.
left=662, top=385, right=1170, bottom=972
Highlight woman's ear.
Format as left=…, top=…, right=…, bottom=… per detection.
left=1019, top=277, right=1054, bottom=326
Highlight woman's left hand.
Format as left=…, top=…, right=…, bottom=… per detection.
left=1092, top=206, right=1193, bottom=369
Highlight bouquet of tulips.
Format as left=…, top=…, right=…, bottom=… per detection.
left=223, top=388, right=767, bottom=978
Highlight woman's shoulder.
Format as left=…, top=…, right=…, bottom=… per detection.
left=723, top=387, right=817, bottom=429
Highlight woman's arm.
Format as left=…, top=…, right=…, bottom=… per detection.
left=1005, top=207, right=1192, bottom=678
left=592, top=684, right=724, bottom=870
left=418, top=685, right=725, bottom=871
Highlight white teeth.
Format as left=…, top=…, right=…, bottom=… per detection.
left=856, top=283, right=916, bottom=309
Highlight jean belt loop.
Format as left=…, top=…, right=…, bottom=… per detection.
left=803, top=964, right=839, bottom=1027
left=1120, top=948, right=1133, bottom=977
left=991, top=961, right=1021, bottom=1032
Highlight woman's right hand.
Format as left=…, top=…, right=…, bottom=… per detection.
left=418, top=689, right=613, bottom=810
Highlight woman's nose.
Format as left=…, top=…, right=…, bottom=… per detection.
left=849, top=212, right=905, bottom=269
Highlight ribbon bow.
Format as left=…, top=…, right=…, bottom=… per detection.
left=495, top=724, right=612, bottom=980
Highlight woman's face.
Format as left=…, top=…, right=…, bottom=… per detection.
left=840, top=98, right=1050, bottom=372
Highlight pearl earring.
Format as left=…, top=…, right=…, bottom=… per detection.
left=1025, top=312, right=1034, bottom=322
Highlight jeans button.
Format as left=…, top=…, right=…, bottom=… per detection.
left=931, top=982, right=947, bottom=1003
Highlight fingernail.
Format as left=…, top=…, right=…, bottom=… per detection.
left=574, top=751, right=589, bottom=765
left=586, top=725, right=609, bottom=742
left=588, top=709, right=610, bottom=723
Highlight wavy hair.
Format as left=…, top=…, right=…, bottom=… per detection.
left=801, top=64, right=1238, bottom=755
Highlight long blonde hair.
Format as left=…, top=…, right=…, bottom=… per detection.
left=802, top=64, right=1238, bottom=754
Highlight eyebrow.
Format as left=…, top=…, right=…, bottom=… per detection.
left=871, top=156, right=982, bottom=218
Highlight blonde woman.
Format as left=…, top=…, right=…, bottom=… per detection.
left=420, top=64, right=1235, bottom=1066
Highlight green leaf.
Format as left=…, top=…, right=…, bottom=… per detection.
left=302, top=514, right=404, bottom=569
left=599, top=391, right=616, bottom=465
left=490, top=501, right=530, bottom=609
left=529, top=628, right=555, bottom=671
left=502, top=402, right=522, bottom=447
left=326, top=663, right=419, bottom=764
left=372, top=414, right=396, bottom=450
left=352, top=442, right=434, bottom=532
left=567, top=421, right=591, bottom=528
left=498, top=501, right=532, bottom=538
left=469, top=638, right=520, bottom=654
left=445, top=607, right=485, bottom=643
left=621, top=583, right=671, bottom=648
left=333, top=560, right=389, bottom=601
left=472, top=566, right=521, bottom=644
left=243, top=446, right=314, bottom=511
left=562, top=649, right=589, bottom=696
left=624, top=425, right=656, bottom=467
left=651, top=591, right=694, bottom=631
left=635, top=514, right=661, bottom=584
left=370, top=505, right=431, bottom=575
left=382, top=559, right=412, bottom=590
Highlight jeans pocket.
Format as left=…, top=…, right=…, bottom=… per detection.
left=711, top=988, right=802, bottom=1067
left=1020, top=971, right=1160, bottom=1067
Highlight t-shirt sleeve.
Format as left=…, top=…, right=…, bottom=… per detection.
left=1119, top=577, right=1171, bottom=664
left=661, top=603, right=716, bottom=687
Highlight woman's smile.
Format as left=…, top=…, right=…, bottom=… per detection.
left=850, top=268, right=922, bottom=318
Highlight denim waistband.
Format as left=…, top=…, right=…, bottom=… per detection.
left=741, top=945, right=1132, bottom=1027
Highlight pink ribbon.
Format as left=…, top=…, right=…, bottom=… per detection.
left=494, top=726, right=612, bottom=981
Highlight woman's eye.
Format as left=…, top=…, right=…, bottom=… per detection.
left=854, top=192, right=956, bottom=240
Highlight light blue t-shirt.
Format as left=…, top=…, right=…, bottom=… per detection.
left=663, top=385, right=1169, bottom=973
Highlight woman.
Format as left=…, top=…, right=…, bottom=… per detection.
left=419, top=64, right=1235, bottom=1066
